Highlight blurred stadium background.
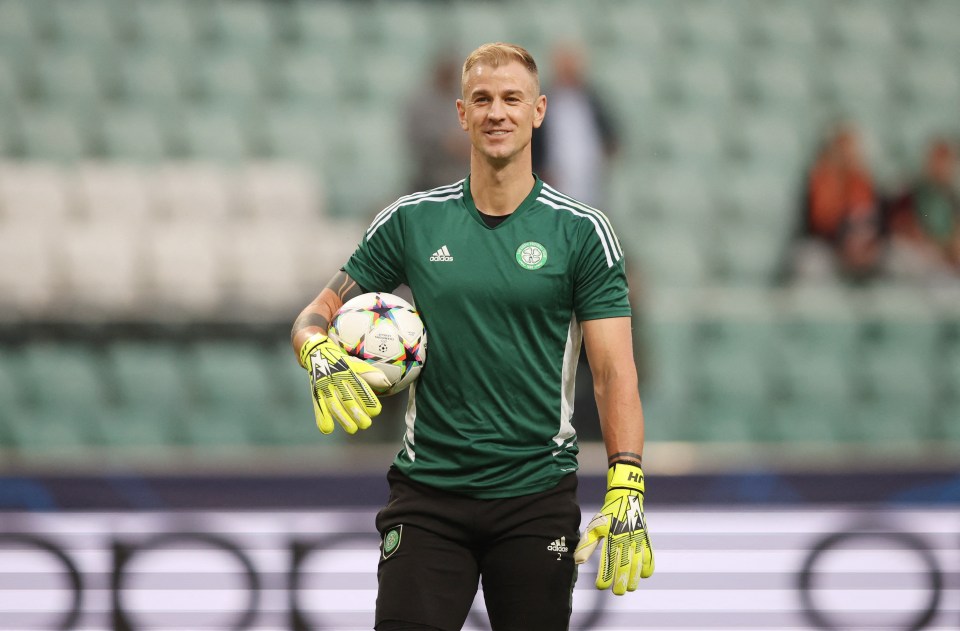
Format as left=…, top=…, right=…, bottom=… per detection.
left=0, top=0, right=958, bottom=629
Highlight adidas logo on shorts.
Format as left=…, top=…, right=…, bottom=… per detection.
left=547, top=537, right=569, bottom=553
left=429, top=245, right=453, bottom=262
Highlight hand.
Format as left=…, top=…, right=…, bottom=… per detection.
left=574, top=462, right=654, bottom=594
left=299, top=333, right=384, bottom=435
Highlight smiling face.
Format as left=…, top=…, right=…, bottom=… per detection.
left=456, top=60, right=546, bottom=167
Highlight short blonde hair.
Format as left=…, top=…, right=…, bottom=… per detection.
left=461, top=42, right=540, bottom=97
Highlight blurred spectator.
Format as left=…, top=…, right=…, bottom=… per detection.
left=404, top=51, right=472, bottom=191
left=781, top=122, right=884, bottom=284
left=886, top=137, right=960, bottom=280
left=532, top=42, right=619, bottom=208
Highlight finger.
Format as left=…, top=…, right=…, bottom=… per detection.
left=627, top=541, right=643, bottom=591
left=350, top=361, right=392, bottom=391
left=324, top=392, right=358, bottom=434
left=311, top=389, right=334, bottom=435
left=641, top=536, right=655, bottom=578
left=345, top=401, right=373, bottom=431
left=612, top=545, right=632, bottom=595
left=596, top=539, right=616, bottom=591
left=573, top=534, right=599, bottom=565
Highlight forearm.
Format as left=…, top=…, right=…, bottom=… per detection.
left=290, top=271, right=363, bottom=352
left=594, top=369, right=645, bottom=468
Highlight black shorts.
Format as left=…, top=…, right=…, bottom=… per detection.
left=375, top=467, right=581, bottom=631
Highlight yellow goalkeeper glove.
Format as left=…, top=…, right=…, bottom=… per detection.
left=298, top=333, right=384, bottom=435
left=574, top=462, right=655, bottom=595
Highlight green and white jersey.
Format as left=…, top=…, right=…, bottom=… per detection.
left=344, top=176, right=630, bottom=499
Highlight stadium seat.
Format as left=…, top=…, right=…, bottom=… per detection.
left=818, top=53, right=894, bottom=113
left=822, top=0, right=903, bottom=54
left=903, top=0, right=960, bottom=53
left=645, top=164, right=719, bottom=226
left=181, top=104, right=256, bottom=163
left=75, top=161, right=155, bottom=223
left=48, top=0, right=128, bottom=48
left=746, top=0, right=823, bottom=57
left=652, top=110, right=729, bottom=169
left=0, top=0, right=38, bottom=48
left=17, top=105, right=92, bottom=161
left=292, top=0, right=361, bottom=52
left=445, top=0, right=521, bottom=49
left=673, top=0, right=746, bottom=54
left=0, top=161, right=72, bottom=222
left=719, top=166, right=799, bottom=234
left=743, top=54, right=817, bottom=116
left=261, top=100, right=330, bottom=168
left=131, top=0, right=203, bottom=55
left=510, top=0, right=587, bottom=52
left=224, top=219, right=313, bottom=314
left=107, top=341, right=192, bottom=410
left=666, top=54, right=740, bottom=112
left=272, top=47, right=340, bottom=110
left=144, top=221, right=227, bottom=316
left=0, top=221, right=57, bottom=315
left=632, top=226, right=711, bottom=288
left=595, top=0, right=668, bottom=56
left=33, top=45, right=110, bottom=106
left=852, top=395, right=937, bottom=446
left=190, top=46, right=266, bottom=104
left=896, top=53, right=960, bottom=108
left=366, top=0, right=440, bottom=62
left=116, top=46, right=188, bottom=107
left=91, top=405, right=182, bottom=448
left=732, top=111, right=808, bottom=175
left=235, top=161, right=324, bottom=221
left=59, top=221, right=145, bottom=316
left=153, top=162, right=235, bottom=221
left=98, top=104, right=171, bottom=162
left=19, top=343, right=108, bottom=413
left=771, top=394, right=855, bottom=444
left=5, top=404, right=101, bottom=454
left=206, top=0, right=278, bottom=52
left=714, top=224, right=785, bottom=285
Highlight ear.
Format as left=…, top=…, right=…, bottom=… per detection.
left=532, top=94, right=547, bottom=129
left=456, top=99, right=468, bottom=131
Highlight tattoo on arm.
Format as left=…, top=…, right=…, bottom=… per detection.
left=608, top=452, right=643, bottom=468
left=325, top=271, right=364, bottom=303
left=291, top=312, right=328, bottom=337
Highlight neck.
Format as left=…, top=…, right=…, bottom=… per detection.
left=469, top=151, right=535, bottom=216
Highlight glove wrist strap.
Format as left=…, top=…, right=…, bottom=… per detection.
left=298, top=332, right=329, bottom=369
left=607, top=462, right=645, bottom=493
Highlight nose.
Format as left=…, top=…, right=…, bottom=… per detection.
left=487, top=97, right=506, bottom=121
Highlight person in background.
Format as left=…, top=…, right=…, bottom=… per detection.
left=404, top=51, right=473, bottom=192
left=782, top=122, right=885, bottom=284
left=532, top=41, right=619, bottom=208
left=887, top=137, right=960, bottom=280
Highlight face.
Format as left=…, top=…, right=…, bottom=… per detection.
left=456, top=60, right=546, bottom=165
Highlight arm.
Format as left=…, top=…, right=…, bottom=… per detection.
left=576, top=316, right=654, bottom=594
left=291, top=270, right=365, bottom=353
left=292, top=270, right=382, bottom=435
left=582, top=316, right=644, bottom=468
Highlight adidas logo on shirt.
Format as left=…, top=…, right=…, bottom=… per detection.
left=547, top=537, right=569, bottom=553
left=429, top=245, right=453, bottom=262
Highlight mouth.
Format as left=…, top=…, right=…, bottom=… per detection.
left=484, top=130, right=511, bottom=137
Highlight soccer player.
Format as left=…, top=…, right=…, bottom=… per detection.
left=291, top=42, right=654, bottom=631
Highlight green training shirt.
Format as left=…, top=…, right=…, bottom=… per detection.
left=343, top=175, right=631, bottom=498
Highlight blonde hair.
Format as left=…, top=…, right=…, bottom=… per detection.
left=461, top=42, right=540, bottom=96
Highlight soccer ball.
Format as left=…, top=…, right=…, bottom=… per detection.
left=328, top=292, right=427, bottom=396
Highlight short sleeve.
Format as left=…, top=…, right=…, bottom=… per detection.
left=572, top=216, right=631, bottom=321
left=343, top=204, right=407, bottom=292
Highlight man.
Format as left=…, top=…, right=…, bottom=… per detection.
left=291, top=43, right=653, bottom=631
